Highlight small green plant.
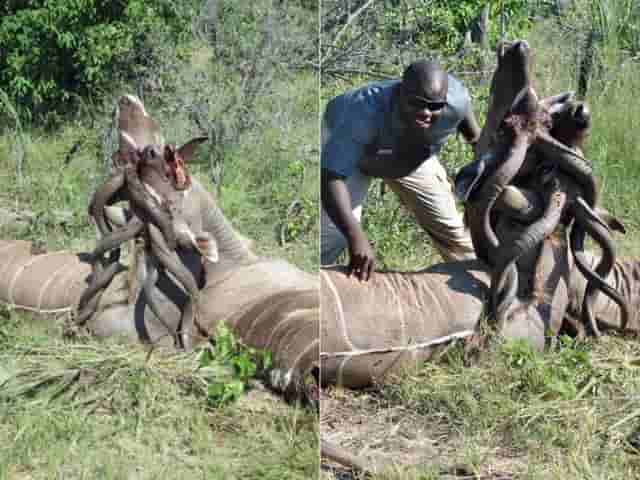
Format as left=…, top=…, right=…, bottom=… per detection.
left=197, top=322, right=273, bottom=408
left=500, top=336, right=598, bottom=401
left=0, top=320, right=319, bottom=479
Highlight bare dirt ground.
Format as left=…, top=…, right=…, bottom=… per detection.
left=320, top=386, right=528, bottom=480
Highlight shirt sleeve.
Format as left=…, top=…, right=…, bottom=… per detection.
left=321, top=92, right=380, bottom=178
left=458, top=87, right=471, bottom=120
left=449, top=75, right=471, bottom=120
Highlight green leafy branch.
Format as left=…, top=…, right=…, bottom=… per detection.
left=196, top=322, right=273, bottom=408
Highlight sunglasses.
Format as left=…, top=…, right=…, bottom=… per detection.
left=406, top=96, right=447, bottom=112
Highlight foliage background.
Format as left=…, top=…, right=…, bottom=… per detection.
left=0, top=0, right=319, bottom=271
left=321, top=0, right=640, bottom=270
left=1, top=0, right=640, bottom=477
left=320, top=1, right=640, bottom=478
left=0, top=1, right=319, bottom=479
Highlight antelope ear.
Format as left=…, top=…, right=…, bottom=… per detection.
left=509, top=86, right=539, bottom=115
left=496, top=40, right=511, bottom=63
left=103, top=206, right=130, bottom=229
left=542, top=91, right=574, bottom=113
left=177, top=136, right=209, bottom=163
left=548, top=101, right=571, bottom=116
left=119, top=131, right=138, bottom=152
left=454, top=153, right=491, bottom=202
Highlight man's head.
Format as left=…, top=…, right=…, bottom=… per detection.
left=398, top=60, right=448, bottom=131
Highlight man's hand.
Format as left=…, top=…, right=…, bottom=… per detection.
left=347, top=232, right=375, bottom=281
left=458, top=105, right=482, bottom=147
left=322, top=168, right=376, bottom=281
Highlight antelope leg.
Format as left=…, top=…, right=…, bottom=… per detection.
left=320, top=440, right=376, bottom=475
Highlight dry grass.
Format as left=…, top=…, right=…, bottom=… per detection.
left=321, top=7, right=640, bottom=478
left=321, top=335, right=640, bottom=479
left=0, top=312, right=319, bottom=480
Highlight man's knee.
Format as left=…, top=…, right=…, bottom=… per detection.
left=321, top=226, right=348, bottom=265
left=439, top=245, right=476, bottom=262
left=321, top=240, right=347, bottom=265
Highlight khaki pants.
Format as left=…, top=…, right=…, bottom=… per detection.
left=320, top=156, right=475, bottom=265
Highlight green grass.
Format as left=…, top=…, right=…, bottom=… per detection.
left=373, top=336, right=640, bottom=479
left=322, top=335, right=640, bottom=479
left=320, top=7, right=640, bottom=480
left=213, top=71, right=319, bottom=271
left=0, top=27, right=319, bottom=480
left=322, top=12, right=640, bottom=269
left=0, top=312, right=319, bottom=480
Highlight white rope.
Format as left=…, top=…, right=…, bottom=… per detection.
left=0, top=300, right=72, bottom=314
left=320, top=329, right=475, bottom=360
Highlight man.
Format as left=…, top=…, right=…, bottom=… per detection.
left=321, top=60, right=481, bottom=281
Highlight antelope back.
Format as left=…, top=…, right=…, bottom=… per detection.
left=320, top=261, right=489, bottom=388
left=0, top=240, right=91, bottom=312
left=199, top=259, right=319, bottom=392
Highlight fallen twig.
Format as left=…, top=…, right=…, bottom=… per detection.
left=321, top=67, right=395, bottom=80
left=329, top=0, right=375, bottom=51
left=321, top=438, right=379, bottom=476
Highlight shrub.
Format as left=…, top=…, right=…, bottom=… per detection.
left=378, top=0, right=535, bottom=55
left=0, top=0, right=199, bottom=120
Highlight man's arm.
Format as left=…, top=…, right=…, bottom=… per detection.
left=321, top=168, right=375, bottom=281
left=453, top=102, right=484, bottom=201
left=458, top=105, right=481, bottom=147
